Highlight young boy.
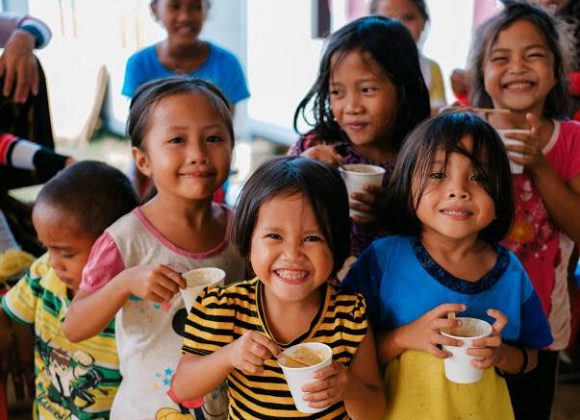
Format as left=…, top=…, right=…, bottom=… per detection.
left=0, top=161, right=138, bottom=419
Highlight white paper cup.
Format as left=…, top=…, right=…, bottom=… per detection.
left=497, top=129, right=530, bottom=174
left=180, top=267, right=225, bottom=311
left=441, top=317, right=493, bottom=384
left=279, top=342, right=333, bottom=413
left=339, top=164, right=386, bottom=218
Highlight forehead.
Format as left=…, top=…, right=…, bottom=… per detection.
left=491, top=19, right=549, bottom=50
left=149, top=92, right=229, bottom=130
left=256, top=193, right=318, bottom=225
left=376, top=0, right=419, bottom=15
left=32, top=204, right=88, bottom=245
left=330, top=50, right=384, bottom=80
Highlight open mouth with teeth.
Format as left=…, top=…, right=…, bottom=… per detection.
left=440, top=209, right=473, bottom=219
left=274, top=269, right=311, bottom=285
left=502, top=81, right=536, bottom=91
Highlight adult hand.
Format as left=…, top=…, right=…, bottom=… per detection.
left=0, top=29, right=38, bottom=103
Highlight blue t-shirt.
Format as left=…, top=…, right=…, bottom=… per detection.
left=342, top=235, right=552, bottom=348
left=122, top=42, right=250, bottom=104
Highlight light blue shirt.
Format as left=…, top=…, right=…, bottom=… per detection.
left=122, top=42, right=250, bottom=104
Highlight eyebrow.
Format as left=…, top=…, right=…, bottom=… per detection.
left=491, top=44, right=548, bottom=53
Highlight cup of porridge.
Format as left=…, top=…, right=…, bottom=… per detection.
left=279, top=342, right=333, bottom=413
left=441, top=317, right=493, bottom=384
left=496, top=129, right=530, bottom=174
left=180, top=267, right=225, bottom=312
left=339, top=164, right=386, bottom=217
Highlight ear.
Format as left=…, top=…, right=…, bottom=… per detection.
left=150, top=1, right=160, bottom=21
left=132, top=146, right=152, bottom=177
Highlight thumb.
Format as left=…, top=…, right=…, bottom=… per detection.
left=526, top=113, right=540, bottom=136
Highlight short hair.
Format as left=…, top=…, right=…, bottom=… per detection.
left=369, top=0, right=429, bottom=22
left=293, top=15, right=430, bottom=152
left=233, top=156, right=350, bottom=277
left=385, top=112, right=514, bottom=244
left=469, top=1, right=569, bottom=119
left=35, top=161, right=139, bottom=239
left=127, top=77, right=234, bottom=150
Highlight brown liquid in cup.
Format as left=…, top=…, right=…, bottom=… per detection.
left=281, top=347, right=324, bottom=367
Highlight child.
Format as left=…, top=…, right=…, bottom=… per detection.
left=342, top=112, right=553, bottom=419
left=63, top=78, right=246, bottom=419
left=170, top=156, right=386, bottom=419
left=122, top=0, right=250, bottom=109
left=468, top=3, right=580, bottom=417
left=290, top=15, right=430, bottom=256
left=0, top=160, right=139, bottom=419
left=370, top=0, right=447, bottom=114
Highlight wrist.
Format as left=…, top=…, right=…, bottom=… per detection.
left=11, top=29, right=36, bottom=50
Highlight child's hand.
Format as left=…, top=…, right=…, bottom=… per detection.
left=125, top=264, right=186, bottom=303
left=301, top=145, right=344, bottom=166
left=503, top=113, right=547, bottom=171
left=400, top=303, right=465, bottom=358
left=349, top=184, right=386, bottom=225
left=228, top=331, right=280, bottom=375
left=301, top=361, right=350, bottom=409
left=468, top=309, right=508, bottom=370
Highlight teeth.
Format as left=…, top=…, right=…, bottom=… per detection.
left=442, top=210, right=469, bottom=216
left=506, top=82, right=532, bottom=89
left=275, top=270, right=308, bottom=279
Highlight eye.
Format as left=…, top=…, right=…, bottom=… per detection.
left=168, top=136, right=184, bottom=144
left=304, top=235, right=323, bottom=243
left=361, top=86, right=377, bottom=94
left=329, top=88, right=342, bottom=97
left=429, top=172, right=445, bottom=180
left=206, top=135, right=224, bottom=144
left=265, top=233, right=282, bottom=240
left=490, top=56, right=508, bottom=64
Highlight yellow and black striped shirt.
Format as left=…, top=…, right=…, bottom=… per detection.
left=182, top=278, right=368, bottom=419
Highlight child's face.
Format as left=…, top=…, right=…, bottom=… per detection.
left=413, top=136, right=496, bottom=243
left=483, top=19, right=556, bottom=116
left=250, top=193, right=333, bottom=304
left=374, top=0, right=426, bottom=42
left=133, top=92, right=232, bottom=202
left=329, top=50, right=398, bottom=154
left=151, top=0, right=207, bottom=47
left=32, top=204, right=95, bottom=292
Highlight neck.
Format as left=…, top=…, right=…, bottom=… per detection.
left=352, top=140, right=398, bottom=163
left=420, top=230, right=484, bottom=262
left=163, top=39, right=204, bottom=59
left=144, top=193, right=215, bottom=229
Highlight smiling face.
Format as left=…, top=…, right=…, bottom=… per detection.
left=32, top=203, right=95, bottom=292
left=483, top=19, right=556, bottom=116
left=133, top=92, right=232, bottom=202
left=151, top=0, right=207, bottom=47
left=329, top=50, right=398, bottom=160
left=249, top=193, right=333, bottom=305
left=414, top=136, right=496, bottom=244
left=374, top=0, right=426, bottom=42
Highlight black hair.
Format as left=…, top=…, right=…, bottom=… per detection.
left=35, top=161, right=139, bottom=239
left=369, top=0, right=430, bottom=22
left=385, top=112, right=514, bottom=244
left=469, top=1, right=569, bottom=119
left=232, top=156, right=350, bottom=277
left=293, top=15, right=430, bottom=152
left=127, top=77, right=233, bottom=150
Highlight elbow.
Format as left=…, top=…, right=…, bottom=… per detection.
left=62, top=317, right=83, bottom=343
left=525, top=349, right=538, bottom=373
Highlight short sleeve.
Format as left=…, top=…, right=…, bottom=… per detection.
left=219, top=53, right=250, bottom=104
left=518, top=277, right=553, bottom=349
left=121, top=54, right=141, bottom=98
left=182, top=286, right=236, bottom=355
left=2, top=256, right=48, bottom=325
left=80, top=232, right=125, bottom=292
left=341, top=244, right=383, bottom=328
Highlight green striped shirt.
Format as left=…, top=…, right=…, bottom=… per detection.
left=182, top=278, right=367, bottom=419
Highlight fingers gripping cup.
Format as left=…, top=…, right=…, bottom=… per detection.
left=279, top=343, right=333, bottom=413
left=496, top=129, right=530, bottom=174
left=180, top=267, right=225, bottom=312
left=339, top=164, right=386, bottom=218
left=441, top=317, right=493, bottom=384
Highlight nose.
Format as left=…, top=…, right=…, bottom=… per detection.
left=344, top=92, right=363, bottom=114
left=187, top=141, right=209, bottom=164
left=447, top=178, right=470, bottom=200
left=282, top=238, right=304, bottom=260
left=48, top=252, right=65, bottom=272
left=508, top=56, right=527, bottom=74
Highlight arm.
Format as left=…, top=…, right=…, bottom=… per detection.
left=63, top=264, right=185, bottom=342
left=377, top=303, right=465, bottom=364
left=0, top=133, right=70, bottom=172
left=0, top=14, right=52, bottom=102
left=303, top=325, right=386, bottom=420
left=172, top=330, right=279, bottom=401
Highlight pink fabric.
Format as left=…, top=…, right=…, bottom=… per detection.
left=80, top=231, right=125, bottom=292
left=502, top=121, right=580, bottom=317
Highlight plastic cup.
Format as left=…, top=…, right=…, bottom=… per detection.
left=180, top=267, right=225, bottom=311
left=441, top=317, right=493, bottom=384
left=339, top=164, right=386, bottom=217
left=496, top=129, right=530, bottom=174
left=279, top=342, right=333, bottom=413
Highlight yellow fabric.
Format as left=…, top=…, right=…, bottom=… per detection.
left=427, top=59, right=447, bottom=110
left=0, top=248, right=34, bottom=283
left=384, top=350, right=514, bottom=420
